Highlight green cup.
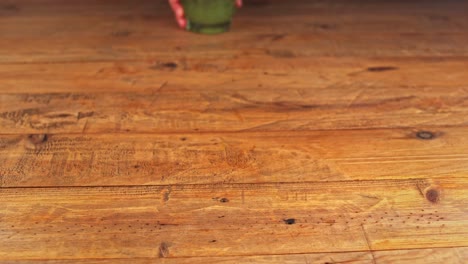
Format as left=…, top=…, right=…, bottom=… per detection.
left=181, top=0, right=237, bottom=34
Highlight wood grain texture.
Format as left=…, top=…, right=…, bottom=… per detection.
left=1, top=58, right=468, bottom=133
left=1, top=127, right=467, bottom=187
left=1, top=0, right=467, bottom=262
left=373, top=247, right=468, bottom=264
left=1, top=0, right=468, bottom=134
left=1, top=0, right=468, bottom=63
left=1, top=179, right=466, bottom=260
left=2, top=248, right=467, bottom=263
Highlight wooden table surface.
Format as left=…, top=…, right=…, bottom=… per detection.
left=1, top=0, right=467, bottom=263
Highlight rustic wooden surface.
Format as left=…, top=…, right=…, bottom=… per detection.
left=1, top=0, right=467, bottom=263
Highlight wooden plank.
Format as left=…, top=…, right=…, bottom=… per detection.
left=2, top=58, right=468, bottom=93
left=1, top=127, right=467, bottom=187
left=1, top=0, right=468, bottom=63
left=3, top=1, right=467, bottom=38
left=1, top=58, right=468, bottom=133
left=2, top=248, right=466, bottom=263
left=0, top=254, right=373, bottom=264
left=0, top=178, right=466, bottom=259
left=374, top=247, right=468, bottom=264
left=1, top=0, right=467, bottom=262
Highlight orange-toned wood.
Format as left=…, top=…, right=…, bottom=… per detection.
left=1, top=179, right=466, bottom=260
left=1, top=59, right=468, bottom=133
left=1, top=248, right=466, bottom=264
left=0, top=127, right=467, bottom=187
left=1, top=0, right=467, bottom=262
left=2, top=248, right=467, bottom=263
left=1, top=1, right=468, bottom=63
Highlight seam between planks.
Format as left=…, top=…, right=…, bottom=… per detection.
left=0, top=124, right=467, bottom=137
left=0, top=177, right=459, bottom=190
left=0, top=246, right=466, bottom=261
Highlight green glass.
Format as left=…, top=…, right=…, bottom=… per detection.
left=181, top=0, right=236, bottom=34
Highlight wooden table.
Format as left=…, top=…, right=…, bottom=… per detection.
left=1, top=0, right=467, bottom=262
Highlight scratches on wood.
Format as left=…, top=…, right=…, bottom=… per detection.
left=1, top=127, right=468, bottom=187
left=361, top=225, right=377, bottom=264
left=1, top=0, right=468, bottom=262
left=0, top=179, right=466, bottom=259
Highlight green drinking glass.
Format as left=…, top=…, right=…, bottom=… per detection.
left=181, top=0, right=237, bottom=34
